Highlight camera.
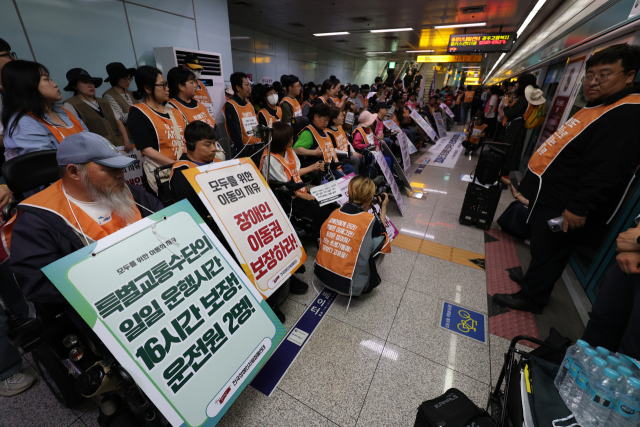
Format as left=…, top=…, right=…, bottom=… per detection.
left=252, top=124, right=270, bottom=140
left=372, top=191, right=387, bottom=205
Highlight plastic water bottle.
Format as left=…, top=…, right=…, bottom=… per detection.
left=556, top=340, right=590, bottom=390
left=577, top=368, right=621, bottom=427
left=610, top=376, right=640, bottom=427
left=608, top=356, right=623, bottom=371
left=618, top=354, right=640, bottom=376
left=596, top=346, right=611, bottom=358
left=560, top=346, right=597, bottom=400
left=566, top=354, right=606, bottom=412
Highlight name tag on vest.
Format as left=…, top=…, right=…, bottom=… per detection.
left=366, top=133, right=375, bottom=146
left=242, top=116, right=258, bottom=135
left=293, top=109, right=302, bottom=117
left=202, top=102, right=215, bottom=117
left=345, top=112, right=355, bottom=125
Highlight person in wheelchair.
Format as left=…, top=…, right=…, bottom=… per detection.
left=353, top=110, right=394, bottom=173
left=314, top=176, right=391, bottom=297
left=2, top=132, right=163, bottom=306
left=293, top=103, right=356, bottom=178
left=462, top=114, right=488, bottom=156
left=326, top=106, right=361, bottom=174
left=257, top=85, right=282, bottom=126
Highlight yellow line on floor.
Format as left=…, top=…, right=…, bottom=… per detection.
left=392, top=233, right=485, bottom=271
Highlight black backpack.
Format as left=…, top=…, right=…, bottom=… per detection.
left=415, top=388, right=497, bottom=427
left=473, top=143, right=508, bottom=186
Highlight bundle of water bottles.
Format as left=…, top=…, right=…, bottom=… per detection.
left=555, top=339, right=640, bottom=427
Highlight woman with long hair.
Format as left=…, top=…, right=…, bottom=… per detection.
left=314, top=79, right=335, bottom=106
left=2, top=60, right=86, bottom=160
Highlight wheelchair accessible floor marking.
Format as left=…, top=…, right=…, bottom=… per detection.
left=391, top=233, right=485, bottom=271
left=440, top=301, right=487, bottom=344
left=251, top=287, right=338, bottom=397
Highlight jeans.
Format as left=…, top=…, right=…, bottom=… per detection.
left=460, top=102, right=472, bottom=125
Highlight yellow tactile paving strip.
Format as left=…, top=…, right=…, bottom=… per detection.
left=392, top=233, right=486, bottom=271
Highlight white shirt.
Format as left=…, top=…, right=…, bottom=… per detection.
left=485, top=95, right=498, bottom=119
left=66, top=193, right=114, bottom=225
left=261, top=150, right=301, bottom=183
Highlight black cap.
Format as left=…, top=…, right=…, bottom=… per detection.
left=361, top=84, right=370, bottom=90
left=105, top=62, right=136, bottom=82
left=63, top=68, right=103, bottom=92
left=374, top=101, right=389, bottom=112
left=183, top=53, right=203, bottom=70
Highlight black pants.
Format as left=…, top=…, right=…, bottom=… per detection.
left=520, top=205, right=597, bottom=305
left=582, top=262, right=640, bottom=360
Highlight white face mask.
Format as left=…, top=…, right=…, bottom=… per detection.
left=193, top=70, right=202, bottom=79
left=267, top=93, right=279, bottom=105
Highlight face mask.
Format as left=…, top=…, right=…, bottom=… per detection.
left=267, top=93, right=279, bottom=105
left=193, top=70, right=202, bottom=79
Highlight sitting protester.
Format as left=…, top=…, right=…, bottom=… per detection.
left=62, top=68, right=131, bottom=150
left=314, top=176, right=391, bottom=298
left=170, top=121, right=225, bottom=221
left=167, top=67, right=216, bottom=130
left=294, top=103, right=355, bottom=178
left=352, top=111, right=394, bottom=173
left=301, top=86, right=317, bottom=117
left=280, top=75, right=303, bottom=124
left=462, top=114, right=488, bottom=156
left=326, top=106, right=361, bottom=174
left=102, top=62, right=138, bottom=139
left=257, top=85, right=282, bottom=126
left=2, top=60, right=87, bottom=160
left=2, top=132, right=162, bottom=304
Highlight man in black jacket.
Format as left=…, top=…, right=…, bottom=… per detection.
left=493, top=44, right=640, bottom=313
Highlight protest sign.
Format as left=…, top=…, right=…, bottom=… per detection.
left=417, top=133, right=464, bottom=169
left=118, top=146, right=144, bottom=187
left=335, top=173, right=355, bottom=206
left=370, top=204, right=399, bottom=241
left=410, top=110, right=438, bottom=141
left=379, top=140, right=411, bottom=192
left=383, top=120, right=402, bottom=133
left=182, top=159, right=306, bottom=299
left=42, top=200, right=286, bottom=426
left=440, top=103, right=455, bottom=119
left=373, top=150, right=405, bottom=216
left=434, top=112, right=447, bottom=138
left=310, top=180, right=343, bottom=206
left=396, top=132, right=413, bottom=179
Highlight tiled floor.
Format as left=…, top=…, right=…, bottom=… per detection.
left=2, top=126, right=527, bottom=426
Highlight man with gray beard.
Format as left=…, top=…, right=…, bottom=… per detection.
left=2, top=132, right=163, bottom=304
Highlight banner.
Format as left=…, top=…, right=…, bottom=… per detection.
left=434, top=112, right=447, bottom=138
left=440, top=102, right=455, bottom=119
left=42, top=201, right=286, bottom=426
left=383, top=120, right=402, bottom=133
left=182, top=159, right=306, bottom=299
left=118, top=146, right=144, bottom=187
left=373, top=150, right=405, bottom=216
left=310, top=180, right=342, bottom=206
left=429, top=69, right=436, bottom=98
left=410, top=110, right=438, bottom=141
left=417, top=133, right=464, bottom=169
left=397, top=132, right=413, bottom=179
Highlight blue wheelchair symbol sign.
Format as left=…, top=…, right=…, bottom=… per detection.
left=440, top=302, right=486, bottom=344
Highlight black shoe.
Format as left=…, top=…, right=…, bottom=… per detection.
left=492, top=292, right=545, bottom=314
left=295, top=264, right=306, bottom=274
left=273, top=307, right=286, bottom=323
left=509, top=271, right=524, bottom=285
left=289, top=275, right=309, bottom=295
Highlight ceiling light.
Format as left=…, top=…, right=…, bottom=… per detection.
left=516, top=0, right=548, bottom=37
left=434, top=22, right=486, bottom=29
left=483, top=53, right=506, bottom=83
left=370, top=28, right=413, bottom=33
left=314, top=31, right=351, bottom=37
left=406, top=50, right=435, bottom=53
left=366, top=51, right=392, bottom=54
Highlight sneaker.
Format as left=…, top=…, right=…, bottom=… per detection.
left=289, top=276, right=309, bottom=295
left=0, top=371, right=36, bottom=397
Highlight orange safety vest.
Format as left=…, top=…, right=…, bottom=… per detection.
left=168, top=98, right=215, bottom=128
left=258, top=148, right=307, bottom=194
left=27, top=108, right=85, bottom=143
left=392, top=113, right=400, bottom=127
left=317, top=96, right=329, bottom=105
left=456, top=93, right=463, bottom=105
left=1, top=180, right=141, bottom=256
left=357, top=94, right=367, bottom=108
left=464, top=91, right=474, bottom=103
left=280, top=97, right=302, bottom=117
left=468, top=123, right=488, bottom=144
left=327, top=126, right=349, bottom=152
left=330, top=96, right=341, bottom=106
left=130, top=103, right=186, bottom=160
left=301, top=100, right=312, bottom=112
left=169, top=157, right=222, bottom=184
left=354, top=126, right=376, bottom=147
left=194, top=80, right=213, bottom=105
left=257, top=106, right=282, bottom=125
left=223, top=99, right=261, bottom=145
left=300, top=125, right=339, bottom=165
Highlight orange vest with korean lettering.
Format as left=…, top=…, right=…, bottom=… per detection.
left=1, top=180, right=141, bottom=257
left=258, top=148, right=307, bottom=194
left=280, top=97, right=302, bottom=118
left=27, top=108, right=85, bottom=143
left=194, top=80, right=212, bottom=105
left=257, top=106, right=282, bottom=125
left=354, top=126, right=375, bottom=147
left=300, top=125, right=339, bottom=166
left=223, top=99, right=261, bottom=145
left=529, top=94, right=640, bottom=178
left=168, top=98, right=215, bottom=128
left=464, top=91, right=474, bottom=103
left=326, top=126, right=349, bottom=152
left=469, top=123, right=488, bottom=144
left=130, top=103, right=186, bottom=160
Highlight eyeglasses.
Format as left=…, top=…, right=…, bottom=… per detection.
left=581, top=71, right=624, bottom=84
left=0, top=52, right=18, bottom=60
left=155, top=82, right=168, bottom=89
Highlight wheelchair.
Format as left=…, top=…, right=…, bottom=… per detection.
left=1, top=151, right=166, bottom=426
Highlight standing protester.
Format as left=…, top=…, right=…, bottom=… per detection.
left=2, top=60, right=87, bottom=160
left=63, top=68, right=130, bottom=150
left=459, top=85, right=475, bottom=126
left=167, top=67, right=216, bottom=130
left=128, top=66, right=186, bottom=193
left=372, top=76, right=383, bottom=92
left=471, top=88, right=483, bottom=120
left=484, top=86, right=499, bottom=140
left=102, top=62, right=138, bottom=139
left=500, top=74, right=538, bottom=176
left=403, top=69, right=414, bottom=91
left=257, top=85, right=282, bottom=126
left=223, top=71, right=261, bottom=158
left=493, top=44, right=640, bottom=313
left=280, top=75, right=303, bottom=124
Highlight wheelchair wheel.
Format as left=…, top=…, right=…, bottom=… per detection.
left=32, top=343, right=83, bottom=408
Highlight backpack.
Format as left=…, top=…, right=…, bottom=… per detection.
left=523, top=102, right=546, bottom=129
left=414, top=388, right=497, bottom=427
left=474, top=144, right=506, bottom=185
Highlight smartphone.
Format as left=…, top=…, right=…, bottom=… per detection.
left=548, top=216, right=564, bottom=232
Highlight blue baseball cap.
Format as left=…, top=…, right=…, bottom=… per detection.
left=57, top=132, right=139, bottom=169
